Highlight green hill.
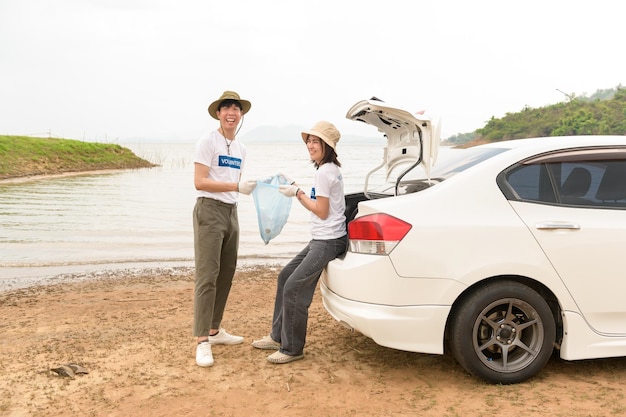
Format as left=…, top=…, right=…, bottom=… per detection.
left=447, top=85, right=625, bottom=145
left=0, top=136, right=155, bottom=180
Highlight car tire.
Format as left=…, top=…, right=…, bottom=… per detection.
left=449, top=280, right=556, bottom=384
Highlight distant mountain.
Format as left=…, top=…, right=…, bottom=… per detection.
left=446, top=85, right=624, bottom=145
left=112, top=125, right=380, bottom=145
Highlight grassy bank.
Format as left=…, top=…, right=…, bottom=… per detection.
left=0, top=135, right=156, bottom=180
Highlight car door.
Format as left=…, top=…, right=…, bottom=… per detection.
left=501, top=150, right=626, bottom=335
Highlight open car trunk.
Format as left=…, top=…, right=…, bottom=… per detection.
left=343, top=97, right=441, bottom=225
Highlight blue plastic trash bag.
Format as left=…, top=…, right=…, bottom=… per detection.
left=252, top=174, right=293, bottom=244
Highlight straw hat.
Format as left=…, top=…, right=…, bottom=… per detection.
left=301, top=121, right=341, bottom=150
left=207, top=91, right=251, bottom=120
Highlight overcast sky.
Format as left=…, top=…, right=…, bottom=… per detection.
left=0, top=0, right=623, bottom=142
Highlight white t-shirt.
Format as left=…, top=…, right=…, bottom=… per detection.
left=194, top=130, right=246, bottom=204
left=309, top=163, right=346, bottom=240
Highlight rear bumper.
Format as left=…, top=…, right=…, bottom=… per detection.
left=320, top=280, right=450, bottom=355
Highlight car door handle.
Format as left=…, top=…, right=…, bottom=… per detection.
left=535, top=222, right=581, bottom=230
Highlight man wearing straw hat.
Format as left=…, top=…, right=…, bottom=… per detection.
left=193, top=90, right=257, bottom=367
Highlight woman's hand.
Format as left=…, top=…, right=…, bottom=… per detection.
left=279, top=185, right=299, bottom=197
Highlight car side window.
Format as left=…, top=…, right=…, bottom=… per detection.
left=506, top=164, right=556, bottom=203
left=592, top=160, right=626, bottom=207
left=502, top=156, right=626, bottom=209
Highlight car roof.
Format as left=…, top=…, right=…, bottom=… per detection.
left=453, top=136, right=626, bottom=178
left=475, top=135, right=626, bottom=152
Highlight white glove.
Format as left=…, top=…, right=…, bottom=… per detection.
left=279, top=185, right=299, bottom=197
left=278, top=172, right=295, bottom=185
left=238, top=180, right=257, bottom=195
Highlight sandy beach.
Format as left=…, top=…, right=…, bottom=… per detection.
left=1, top=264, right=625, bottom=417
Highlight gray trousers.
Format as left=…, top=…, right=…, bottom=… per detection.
left=193, top=197, right=239, bottom=337
left=270, top=235, right=348, bottom=356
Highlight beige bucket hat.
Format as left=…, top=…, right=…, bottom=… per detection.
left=301, top=121, right=341, bottom=150
left=208, top=91, right=251, bottom=120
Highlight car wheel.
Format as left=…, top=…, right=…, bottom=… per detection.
left=449, top=280, right=556, bottom=384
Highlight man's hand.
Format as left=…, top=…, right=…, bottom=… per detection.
left=238, top=180, right=257, bottom=195
left=279, top=185, right=299, bottom=197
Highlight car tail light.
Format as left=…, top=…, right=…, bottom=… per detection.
left=348, top=213, right=412, bottom=255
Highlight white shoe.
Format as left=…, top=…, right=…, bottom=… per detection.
left=252, top=335, right=280, bottom=350
left=267, top=351, right=304, bottom=364
left=196, top=341, right=214, bottom=367
left=208, top=328, right=244, bottom=345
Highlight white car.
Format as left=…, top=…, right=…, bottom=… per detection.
left=321, top=98, right=626, bottom=384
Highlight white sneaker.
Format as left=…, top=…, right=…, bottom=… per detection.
left=196, top=341, right=214, bottom=367
left=252, top=335, right=280, bottom=350
left=208, top=328, right=244, bottom=345
left=267, top=351, right=304, bottom=364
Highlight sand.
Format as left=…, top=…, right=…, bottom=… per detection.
left=1, top=264, right=624, bottom=417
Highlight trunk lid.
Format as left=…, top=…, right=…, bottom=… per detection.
left=346, top=97, right=441, bottom=194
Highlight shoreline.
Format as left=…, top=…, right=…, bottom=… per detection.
left=0, top=257, right=288, bottom=293
left=0, top=168, right=137, bottom=184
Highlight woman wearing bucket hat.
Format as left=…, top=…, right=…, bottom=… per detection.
left=193, top=90, right=257, bottom=367
left=252, top=121, right=348, bottom=364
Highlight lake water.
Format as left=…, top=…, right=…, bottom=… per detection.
left=0, top=140, right=386, bottom=290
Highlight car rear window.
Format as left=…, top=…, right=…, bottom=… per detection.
left=375, top=147, right=510, bottom=196
left=429, top=147, right=508, bottom=179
